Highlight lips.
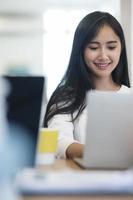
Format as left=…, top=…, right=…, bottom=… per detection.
left=94, top=62, right=111, bottom=70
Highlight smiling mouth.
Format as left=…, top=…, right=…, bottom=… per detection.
left=94, top=62, right=111, bottom=70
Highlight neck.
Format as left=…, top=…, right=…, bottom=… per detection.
left=93, top=76, right=120, bottom=91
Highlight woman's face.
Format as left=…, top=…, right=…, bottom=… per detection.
left=84, top=24, right=121, bottom=79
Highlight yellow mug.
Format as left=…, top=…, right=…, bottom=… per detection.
left=36, top=128, right=58, bottom=165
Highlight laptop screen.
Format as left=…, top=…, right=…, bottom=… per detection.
left=4, top=76, right=45, bottom=170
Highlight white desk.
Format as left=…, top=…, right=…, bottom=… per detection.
left=21, top=159, right=133, bottom=200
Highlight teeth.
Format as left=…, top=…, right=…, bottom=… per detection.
left=96, top=63, right=108, bottom=65
left=95, top=63, right=109, bottom=67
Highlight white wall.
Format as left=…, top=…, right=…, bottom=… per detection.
left=0, top=0, right=46, bottom=13
left=0, top=15, right=44, bottom=75
left=120, top=0, right=133, bottom=86
left=0, top=0, right=46, bottom=75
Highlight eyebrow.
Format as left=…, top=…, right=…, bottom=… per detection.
left=89, top=41, right=118, bottom=44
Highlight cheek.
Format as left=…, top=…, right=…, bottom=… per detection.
left=112, top=50, right=121, bottom=63
left=84, top=50, right=96, bottom=63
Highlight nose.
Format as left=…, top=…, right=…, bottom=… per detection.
left=98, top=48, right=108, bottom=60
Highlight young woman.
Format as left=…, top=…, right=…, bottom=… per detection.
left=44, top=11, right=130, bottom=159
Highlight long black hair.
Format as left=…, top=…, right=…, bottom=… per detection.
left=44, top=11, right=130, bottom=127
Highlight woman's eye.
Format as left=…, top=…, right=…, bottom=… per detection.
left=88, top=47, right=98, bottom=50
left=108, top=46, right=116, bottom=50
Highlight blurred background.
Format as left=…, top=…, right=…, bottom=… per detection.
left=0, top=0, right=132, bottom=99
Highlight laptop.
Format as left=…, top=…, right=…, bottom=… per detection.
left=3, top=76, right=45, bottom=171
left=74, top=91, right=133, bottom=169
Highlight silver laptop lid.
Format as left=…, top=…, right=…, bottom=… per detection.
left=83, top=91, right=133, bottom=169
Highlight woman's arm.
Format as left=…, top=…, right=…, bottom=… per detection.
left=66, top=142, right=84, bottom=159
left=48, top=114, right=81, bottom=158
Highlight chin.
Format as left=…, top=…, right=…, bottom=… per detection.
left=95, top=71, right=112, bottom=78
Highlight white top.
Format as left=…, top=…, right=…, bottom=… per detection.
left=48, top=85, right=131, bottom=158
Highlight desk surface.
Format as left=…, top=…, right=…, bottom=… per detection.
left=21, top=159, right=133, bottom=200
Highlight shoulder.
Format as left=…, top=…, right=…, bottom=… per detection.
left=118, top=85, right=131, bottom=93
left=48, top=113, right=73, bottom=127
